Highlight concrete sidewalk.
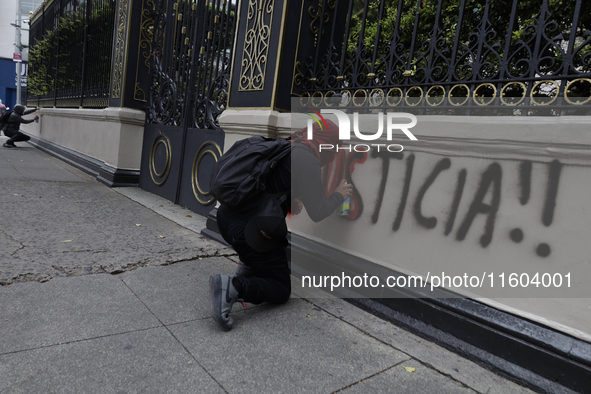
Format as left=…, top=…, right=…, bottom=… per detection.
left=0, top=144, right=536, bottom=393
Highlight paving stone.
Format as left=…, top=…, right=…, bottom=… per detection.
left=169, top=299, right=411, bottom=394
left=311, top=297, right=537, bottom=394
left=120, top=258, right=245, bottom=325
left=339, top=359, right=476, bottom=394
left=0, top=327, right=225, bottom=394
left=0, top=274, right=160, bottom=354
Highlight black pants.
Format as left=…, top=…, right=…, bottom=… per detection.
left=217, top=205, right=291, bottom=305
left=4, top=130, right=30, bottom=145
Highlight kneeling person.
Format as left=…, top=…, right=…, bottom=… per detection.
left=210, top=120, right=353, bottom=331
left=2, top=105, right=39, bottom=148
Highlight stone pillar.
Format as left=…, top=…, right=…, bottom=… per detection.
left=218, top=0, right=307, bottom=149
left=97, top=0, right=155, bottom=186
left=109, top=0, right=153, bottom=110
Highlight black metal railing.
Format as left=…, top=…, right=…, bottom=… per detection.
left=27, top=0, right=116, bottom=108
left=146, top=0, right=238, bottom=130
left=292, top=0, right=591, bottom=115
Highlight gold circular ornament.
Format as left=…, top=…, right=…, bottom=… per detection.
left=500, top=82, right=527, bottom=106
left=404, top=86, right=423, bottom=107
left=426, top=85, right=445, bottom=106
left=530, top=80, right=559, bottom=106
left=149, top=132, right=172, bottom=186
left=448, top=84, right=470, bottom=106
left=324, top=90, right=337, bottom=107
left=386, top=88, right=403, bottom=106
left=339, top=90, right=351, bottom=107
left=191, top=141, right=223, bottom=205
left=472, top=83, right=497, bottom=106
left=299, top=92, right=310, bottom=107
left=369, top=88, right=384, bottom=107
left=353, top=89, right=367, bottom=107
left=564, top=78, right=591, bottom=105
left=311, top=91, right=323, bottom=107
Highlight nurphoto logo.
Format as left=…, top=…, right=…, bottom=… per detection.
left=305, top=108, right=418, bottom=153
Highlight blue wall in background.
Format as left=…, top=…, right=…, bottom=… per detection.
left=0, top=58, right=28, bottom=110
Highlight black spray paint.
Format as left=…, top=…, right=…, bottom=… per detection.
left=519, top=161, right=532, bottom=205
left=371, top=150, right=403, bottom=224
left=346, top=151, right=366, bottom=219
left=542, top=159, right=562, bottom=227
left=456, top=162, right=502, bottom=248
left=393, top=154, right=415, bottom=231
left=445, top=169, right=467, bottom=236
left=414, top=158, right=451, bottom=229
left=361, top=152, right=562, bottom=257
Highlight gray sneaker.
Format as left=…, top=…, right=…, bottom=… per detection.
left=210, top=274, right=239, bottom=331
left=235, top=261, right=253, bottom=278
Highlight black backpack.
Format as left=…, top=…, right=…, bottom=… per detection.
left=0, top=110, right=12, bottom=130
left=209, top=136, right=291, bottom=212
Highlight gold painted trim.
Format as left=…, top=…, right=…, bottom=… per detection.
left=225, top=0, right=243, bottom=109
left=500, top=82, right=526, bottom=106
left=149, top=132, right=172, bottom=186
left=564, top=78, right=591, bottom=105
left=134, top=0, right=156, bottom=102
left=270, top=0, right=288, bottom=111
left=290, top=1, right=306, bottom=96
left=386, top=88, right=403, bottom=106
left=191, top=141, right=223, bottom=205
left=311, top=91, right=323, bottom=107
left=448, top=84, right=470, bottom=106
left=353, top=89, right=367, bottom=107
left=324, top=90, right=337, bottom=107
left=111, top=0, right=131, bottom=99
left=298, top=91, right=310, bottom=107
left=404, top=86, right=423, bottom=107
left=121, top=0, right=136, bottom=104
left=30, top=0, right=57, bottom=23
left=426, top=85, right=445, bottom=106
left=473, top=83, right=497, bottom=106
left=239, top=0, right=275, bottom=91
left=369, top=88, right=384, bottom=107
left=339, top=90, right=351, bottom=107
left=530, top=80, right=559, bottom=106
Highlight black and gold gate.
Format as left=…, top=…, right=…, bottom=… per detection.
left=139, top=0, right=237, bottom=215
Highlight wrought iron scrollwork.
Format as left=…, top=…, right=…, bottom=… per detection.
left=292, top=0, right=591, bottom=114
left=147, top=0, right=237, bottom=128
left=239, top=0, right=274, bottom=91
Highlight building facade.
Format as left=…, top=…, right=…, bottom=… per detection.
left=0, top=0, right=43, bottom=108
left=21, top=1, right=591, bottom=392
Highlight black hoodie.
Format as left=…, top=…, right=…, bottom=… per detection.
left=4, top=105, right=36, bottom=136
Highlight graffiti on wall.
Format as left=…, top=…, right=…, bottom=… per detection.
left=321, top=151, right=563, bottom=258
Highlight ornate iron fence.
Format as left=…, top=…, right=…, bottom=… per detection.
left=27, top=0, right=116, bottom=108
left=146, top=0, right=238, bottom=130
left=292, top=0, right=591, bottom=115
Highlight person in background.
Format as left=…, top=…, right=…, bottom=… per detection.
left=2, top=104, right=39, bottom=148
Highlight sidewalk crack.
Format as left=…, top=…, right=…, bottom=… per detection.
left=119, top=278, right=230, bottom=394
left=330, top=363, right=402, bottom=393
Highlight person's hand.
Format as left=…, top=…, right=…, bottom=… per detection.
left=291, top=198, right=303, bottom=215
left=34, top=115, right=39, bottom=120
left=334, top=179, right=353, bottom=200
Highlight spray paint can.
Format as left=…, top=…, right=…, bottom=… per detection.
left=338, top=182, right=350, bottom=216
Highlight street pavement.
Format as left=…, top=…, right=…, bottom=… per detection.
left=0, top=143, right=537, bottom=393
